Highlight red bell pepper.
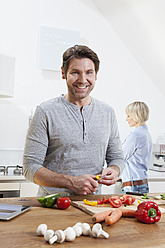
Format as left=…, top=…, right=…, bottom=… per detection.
left=135, top=201, right=161, bottom=224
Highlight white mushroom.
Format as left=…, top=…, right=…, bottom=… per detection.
left=91, top=223, right=109, bottom=239
left=64, top=227, right=76, bottom=241
left=36, top=224, right=47, bottom=236
left=48, top=230, right=65, bottom=245
left=73, top=222, right=82, bottom=227
left=154, top=195, right=162, bottom=200
left=54, top=230, right=65, bottom=243
left=73, top=224, right=82, bottom=237
left=81, top=223, right=91, bottom=236
left=44, top=229, right=55, bottom=241
left=49, top=234, right=58, bottom=245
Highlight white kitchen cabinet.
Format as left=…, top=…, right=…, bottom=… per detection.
left=148, top=170, right=165, bottom=193
left=0, top=183, right=19, bottom=190
left=0, top=53, right=15, bottom=97
left=148, top=181, right=165, bottom=193
left=20, top=182, right=38, bottom=197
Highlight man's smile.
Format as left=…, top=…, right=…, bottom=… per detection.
left=76, top=85, right=87, bottom=89
left=74, top=84, right=89, bottom=89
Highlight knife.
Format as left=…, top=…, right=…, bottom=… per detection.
left=126, top=192, right=144, bottom=196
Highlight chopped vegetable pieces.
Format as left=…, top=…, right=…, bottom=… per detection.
left=141, top=193, right=150, bottom=199
left=96, top=175, right=100, bottom=180
left=84, top=199, right=98, bottom=206
left=160, top=194, right=165, bottom=200
left=97, top=199, right=103, bottom=205
left=108, top=197, right=122, bottom=208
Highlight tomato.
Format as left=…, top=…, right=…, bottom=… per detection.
left=110, top=196, right=120, bottom=201
left=56, top=197, right=71, bottom=210
left=124, top=197, right=133, bottom=205
left=120, top=195, right=127, bottom=203
left=120, top=195, right=136, bottom=205
left=102, top=196, right=109, bottom=204
left=109, top=197, right=122, bottom=208
left=97, top=199, right=103, bottom=205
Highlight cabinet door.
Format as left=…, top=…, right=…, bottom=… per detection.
left=20, top=182, right=38, bottom=197
left=0, top=183, right=19, bottom=190
left=149, top=181, right=165, bottom=193
left=0, top=53, right=15, bottom=97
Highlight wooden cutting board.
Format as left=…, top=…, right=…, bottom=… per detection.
left=72, top=200, right=165, bottom=215
left=132, top=194, right=165, bottom=205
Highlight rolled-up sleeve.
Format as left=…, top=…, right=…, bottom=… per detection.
left=23, top=106, right=48, bottom=182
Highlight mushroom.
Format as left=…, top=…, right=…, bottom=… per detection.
left=49, top=234, right=58, bottom=245
left=36, top=224, right=47, bottom=236
left=44, top=229, right=55, bottom=241
left=73, top=222, right=82, bottom=227
left=81, top=223, right=91, bottom=236
left=64, top=227, right=76, bottom=241
left=49, top=230, right=65, bottom=244
left=154, top=195, right=162, bottom=200
left=73, top=223, right=83, bottom=237
left=91, top=223, right=109, bottom=239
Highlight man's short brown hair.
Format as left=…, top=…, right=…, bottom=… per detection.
left=62, top=45, right=100, bottom=77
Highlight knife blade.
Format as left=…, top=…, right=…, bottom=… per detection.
left=97, top=173, right=108, bottom=181
left=126, top=192, right=144, bottom=196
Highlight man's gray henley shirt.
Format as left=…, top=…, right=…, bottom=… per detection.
left=23, top=95, right=124, bottom=196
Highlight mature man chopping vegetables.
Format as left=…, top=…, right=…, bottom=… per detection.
left=23, top=45, right=124, bottom=196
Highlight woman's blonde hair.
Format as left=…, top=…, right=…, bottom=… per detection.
left=125, top=101, right=149, bottom=123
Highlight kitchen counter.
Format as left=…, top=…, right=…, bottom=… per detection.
left=0, top=170, right=164, bottom=183
left=0, top=174, right=25, bottom=182
left=0, top=194, right=165, bottom=248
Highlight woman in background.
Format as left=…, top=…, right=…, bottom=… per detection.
left=121, top=101, right=152, bottom=193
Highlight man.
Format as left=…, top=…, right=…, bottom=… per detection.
left=23, top=45, right=124, bottom=196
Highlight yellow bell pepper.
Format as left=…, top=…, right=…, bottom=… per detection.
left=84, top=199, right=98, bottom=206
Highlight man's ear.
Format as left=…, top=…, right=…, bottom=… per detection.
left=61, top=67, right=66, bottom=79
left=95, top=74, right=97, bottom=81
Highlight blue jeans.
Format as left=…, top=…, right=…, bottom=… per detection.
left=121, top=183, right=149, bottom=194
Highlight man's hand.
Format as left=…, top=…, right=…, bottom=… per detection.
left=69, top=174, right=99, bottom=195
left=97, top=166, right=119, bottom=186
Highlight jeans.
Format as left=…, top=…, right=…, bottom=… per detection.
left=121, top=183, right=149, bottom=194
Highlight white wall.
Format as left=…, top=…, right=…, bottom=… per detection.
left=0, top=0, right=165, bottom=150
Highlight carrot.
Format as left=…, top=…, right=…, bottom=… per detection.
left=105, top=209, right=122, bottom=225
left=92, top=209, right=114, bottom=223
left=120, top=208, right=135, bottom=217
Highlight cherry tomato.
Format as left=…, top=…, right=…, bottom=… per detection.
left=108, top=197, right=122, bottom=208
left=56, top=197, right=71, bottom=210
